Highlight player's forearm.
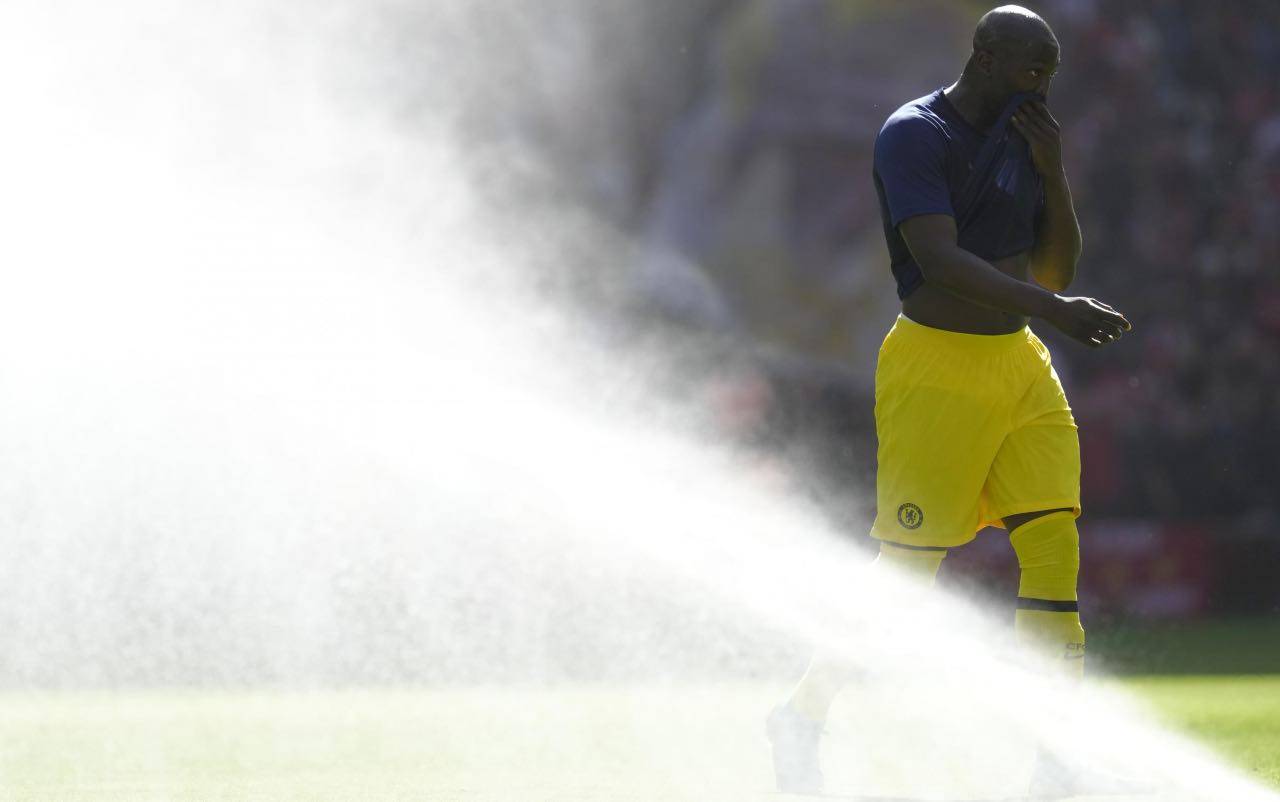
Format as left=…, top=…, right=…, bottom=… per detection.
left=914, top=243, right=1058, bottom=319
left=1029, top=171, right=1081, bottom=292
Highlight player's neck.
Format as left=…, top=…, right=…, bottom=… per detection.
left=943, top=80, right=1004, bottom=132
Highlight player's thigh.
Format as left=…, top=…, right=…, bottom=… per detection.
left=983, top=407, right=1081, bottom=525
left=873, top=381, right=1008, bottom=547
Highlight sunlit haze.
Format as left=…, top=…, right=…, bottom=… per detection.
left=0, top=2, right=1275, bottom=800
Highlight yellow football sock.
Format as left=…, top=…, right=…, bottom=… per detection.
left=1010, top=511, right=1085, bottom=678
left=786, top=541, right=946, bottom=722
left=876, top=540, right=948, bottom=578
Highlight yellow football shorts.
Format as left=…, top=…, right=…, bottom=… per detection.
left=871, top=314, right=1081, bottom=549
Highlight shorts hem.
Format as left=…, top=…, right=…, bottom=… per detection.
left=980, top=499, right=1081, bottom=531
left=871, top=527, right=978, bottom=550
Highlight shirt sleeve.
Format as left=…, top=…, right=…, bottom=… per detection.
left=873, top=115, right=954, bottom=227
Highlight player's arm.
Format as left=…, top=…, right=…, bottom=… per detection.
left=1014, top=100, right=1081, bottom=292
left=900, top=214, right=1128, bottom=347
left=877, top=112, right=1127, bottom=346
left=901, top=214, right=1057, bottom=316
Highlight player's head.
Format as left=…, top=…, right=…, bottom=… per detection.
left=965, top=5, right=1060, bottom=102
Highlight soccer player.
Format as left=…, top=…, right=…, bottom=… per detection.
left=766, top=5, right=1131, bottom=795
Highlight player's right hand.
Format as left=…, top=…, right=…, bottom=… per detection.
left=1044, top=295, right=1132, bottom=347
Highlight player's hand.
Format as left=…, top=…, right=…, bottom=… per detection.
left=1043, top=295, right=1132, bottom=348
left=1011, top=100, right=1064, bottom=178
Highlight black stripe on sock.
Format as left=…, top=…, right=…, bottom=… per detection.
left=880, top=541, right=949, bottom=552
left=1017, top=597, right=1079, bottom=613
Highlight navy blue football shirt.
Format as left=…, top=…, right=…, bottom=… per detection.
left=873, top=89, right=1045, bottom=299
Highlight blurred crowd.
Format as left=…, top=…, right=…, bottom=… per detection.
left=628, top=0, right=1280, bottom=548
left=1046, top=0, right=1280, bottom=528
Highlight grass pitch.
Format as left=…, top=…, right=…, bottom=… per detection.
left=1, top=675, right=1277, bottom=801
left=1123, top=675, right=1280, bottom=789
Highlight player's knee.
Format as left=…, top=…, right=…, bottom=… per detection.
left=1009, top=511, right=1079, bottom=601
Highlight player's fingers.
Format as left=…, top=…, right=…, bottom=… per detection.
left=1030, top=101, right=1060, bottom=130
left=1086, top=315, right=1123, bottom=340
left=1072, top=315, right=1122, bottom=347
left=1011, top=114, right=1046, bottom=140
left=1019, top=102, right=1052, bottom=126
left=1086, top=327, right=1121, bottom=347
left=1096, top=322, right=1124, bottom=340
left=1102, top=309, right=1132, bottom=331
left=1103, top=311, right=1132, bottom=331
left=1089, top=301, right=1131, bottom=331
left=1014, top=111, right=1053, bottom=140
left=1095, top=301, right=1127, bottom=320
left=1069, top=322, right=1100, bottom=347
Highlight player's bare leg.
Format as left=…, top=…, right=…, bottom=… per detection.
left=767, top=542, right=946, bottom=794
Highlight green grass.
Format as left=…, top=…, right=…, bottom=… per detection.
left=1120, top=675, right=1280, bottom=789
left=1, top=676, right=1277, bottom=801
left=1090, top=618, right=1280, bottom=675
left=1087, top=619, right=1280, bottom=787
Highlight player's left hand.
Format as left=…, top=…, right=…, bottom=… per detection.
left=1011, top=101, right=1064, bottom=178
